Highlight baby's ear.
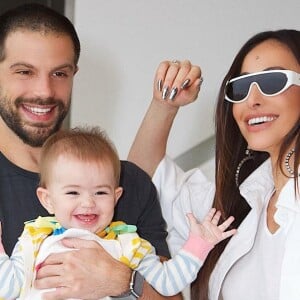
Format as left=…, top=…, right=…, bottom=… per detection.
left=36, top=187, right=54, bottom=214
left=114, top=187, right=123, bottom=204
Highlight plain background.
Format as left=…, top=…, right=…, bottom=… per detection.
left=70, top=0, right=300, bottom=161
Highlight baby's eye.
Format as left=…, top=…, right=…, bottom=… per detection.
left=95, top=191, right=107, bottom=195
left=66, top=191, right=79, bottom=195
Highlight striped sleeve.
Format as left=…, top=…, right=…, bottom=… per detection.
left=136, top=247, right=202, bottom=296
left=0, top=241, right=25, bottom=299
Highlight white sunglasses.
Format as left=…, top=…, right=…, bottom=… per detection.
left=225, top=69, right=300, bottom=103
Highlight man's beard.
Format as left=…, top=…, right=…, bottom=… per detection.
left=0, top=96, right=70, bottom=147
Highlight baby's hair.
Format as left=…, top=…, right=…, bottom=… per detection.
left=39, top=126, right=120, bottom=187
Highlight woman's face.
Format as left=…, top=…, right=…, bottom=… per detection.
left=232, top=39, right=300, bottom=156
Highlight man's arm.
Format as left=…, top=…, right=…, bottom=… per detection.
left=141, top=279, right=183, bottom=300
left=34, top=160, right=182, bottom=299
left=128, top=60, right=202, bottom=177
left=34, top=239, right=182, bottom=299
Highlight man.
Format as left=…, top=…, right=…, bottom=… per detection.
left=0, top=3, right=180, bottom=299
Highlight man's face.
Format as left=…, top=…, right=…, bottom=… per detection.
left=0, top=30, right=77, bottom=147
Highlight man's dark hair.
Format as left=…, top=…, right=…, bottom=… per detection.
left=0, top=3, right=80, bottom=65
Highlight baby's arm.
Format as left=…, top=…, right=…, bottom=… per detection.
left=136, top=209, right=236, bottom=296
left=0, top=222, right=25, bottom=299
left=183, top=208, right=236, bottom=259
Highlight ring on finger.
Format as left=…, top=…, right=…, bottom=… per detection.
left=172, top=59, right=179, bottom=65
left=198, top=77, right=204, bottom=88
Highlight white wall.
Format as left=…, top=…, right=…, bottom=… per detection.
left=70, top=0, right=300, bottom=160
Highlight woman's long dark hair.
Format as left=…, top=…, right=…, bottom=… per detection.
left=191, top=29, right=300, bottom=300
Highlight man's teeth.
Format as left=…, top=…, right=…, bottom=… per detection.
left=25, top=105, right=51, bottom=115
left=248, top=116, right=277, bottom=125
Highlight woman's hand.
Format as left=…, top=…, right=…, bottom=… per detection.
left=153, top=59, right=202, bottom=107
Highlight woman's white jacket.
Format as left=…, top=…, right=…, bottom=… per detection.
left=153, top=156, right=300, bottom=300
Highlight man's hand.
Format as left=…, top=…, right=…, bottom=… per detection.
left=34, top=238, right=131, bottom=300
left=35, top=238, right=183, bottom=300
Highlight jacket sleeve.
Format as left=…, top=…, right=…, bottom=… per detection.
left=153, top=155, right=216, bottom=255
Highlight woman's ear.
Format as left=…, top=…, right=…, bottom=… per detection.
left=36, top=187, right=54, bottom=214
left=114, top=187, right=123, bottom=205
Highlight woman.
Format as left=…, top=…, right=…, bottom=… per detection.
left=128, top=29, right=300, bottom=299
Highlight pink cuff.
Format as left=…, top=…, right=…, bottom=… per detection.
left=0, top=242, right=5, bottom=254
left=183, top=233, right=214, bottom=261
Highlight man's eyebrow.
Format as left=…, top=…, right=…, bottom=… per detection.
left=52, top=63, right=76, bottom=71
left=10, top=62, right=34, bottom=69
left=10, top=62, right=75, bottom=71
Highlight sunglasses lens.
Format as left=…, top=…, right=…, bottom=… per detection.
left=259, top=72, right=287, bottom=94
left=226, top=78, right=251, bottom=102
left=226, top=71, right=288, bottom=102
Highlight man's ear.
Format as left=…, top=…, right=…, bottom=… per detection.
left=74, top=65, right=79, bottom=75
left=36, top=187, right=54, bottom=214
left=114, top=187, right=123, bottom=205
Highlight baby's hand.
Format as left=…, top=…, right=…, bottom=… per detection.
left=187, top=208, right=236, bottom=246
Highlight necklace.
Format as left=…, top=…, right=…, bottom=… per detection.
left=284, top=148, right=295, bottom=176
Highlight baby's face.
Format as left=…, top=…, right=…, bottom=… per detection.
left=40, top=154, right=122, bottom=233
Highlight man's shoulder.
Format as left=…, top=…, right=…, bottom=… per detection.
left=117, top=160, right=156, bottom=205
left=120, top=160, right=151, bottom=183
left=0, top=151, right=11, bottom=174
left=120, top=160, right=147, bottom=174
left=0, top=151, right=38, bottom=179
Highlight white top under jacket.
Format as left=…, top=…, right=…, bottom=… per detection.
left=153, top=156, right=300, bottom=300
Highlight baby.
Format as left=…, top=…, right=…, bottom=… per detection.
left=0, top=126, right=236, bottom=299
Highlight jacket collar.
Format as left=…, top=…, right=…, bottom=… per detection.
left=239, top=159, right=274, bottom=208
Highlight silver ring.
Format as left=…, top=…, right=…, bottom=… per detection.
left=197, top=77, right=204, bottom=89
left=172, top=60, right=179, bottom=64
